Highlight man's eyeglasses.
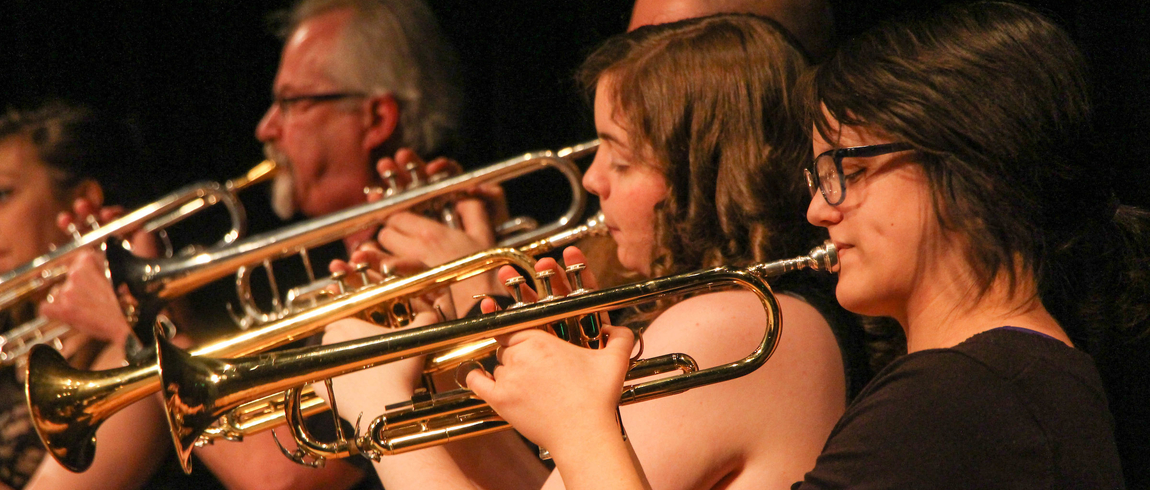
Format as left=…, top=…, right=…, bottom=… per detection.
left=272, top=92, right=367, bottom=114
left=805, top=142, right=914, bottom=206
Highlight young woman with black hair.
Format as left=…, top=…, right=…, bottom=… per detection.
left=466, top=3, right=1146, bottom=488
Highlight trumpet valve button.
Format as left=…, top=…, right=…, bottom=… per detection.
left=381, top=170, right=400, bottom=197
left=353, top=262, right=372, bottom=286
left=381, top=263, right=398, bottom=281
left=331, top=271, right=348, bottom=294
left=535, top=270, right=558, bottom=302
left=565, top=263, right=589, bottom=295
left=85, top=214, right=101, bottom=231
left=405, top=162, right=423, bottom=188
left=66, top=222, right=82, bottom=240
left=503, top=276, right=526, bottom=306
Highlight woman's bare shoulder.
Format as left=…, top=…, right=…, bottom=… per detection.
left=642, top=290, right=836, bottom=365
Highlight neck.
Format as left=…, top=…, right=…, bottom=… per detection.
left=900, top=268, right=1072, bottom=352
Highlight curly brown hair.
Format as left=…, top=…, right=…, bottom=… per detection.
left=579, top=14, right=821, bottom=279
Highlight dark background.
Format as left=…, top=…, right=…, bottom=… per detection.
left=2, top=0, right=1147, bottom=487
left=3, top=1, right=1146, bottom=212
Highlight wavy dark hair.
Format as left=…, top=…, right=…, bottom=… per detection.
left=806, top=2, right=1150, bottom=350
left=579, top=14, right=819, bottom=278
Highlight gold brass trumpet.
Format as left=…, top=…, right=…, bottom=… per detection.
left=25, top=212, right=608, bottom=473
left=0, top=161, right=278, bottom=364
left=155, top=242, right=838, bottom=471
left=105, top=144, right=592, bottom=331
left=195, top=210, right=611, bottom=448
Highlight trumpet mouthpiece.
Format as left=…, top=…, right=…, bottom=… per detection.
left=807, top=241, right=839, bottom=273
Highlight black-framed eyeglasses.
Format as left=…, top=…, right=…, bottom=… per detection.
left=272, top=92, right=368, bottom=114
left=805, top=142, right=914, bottom=206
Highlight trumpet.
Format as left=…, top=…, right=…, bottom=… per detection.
left=106, top=144, right=591, bottom=331
left=0, top=161, right=278, bottom=364
left=155, top=242, right=838, bottom=472
left=25, top=212, right=608, bottom=473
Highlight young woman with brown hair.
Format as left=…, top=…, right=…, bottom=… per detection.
left=321, top=13, right=869, bottom=490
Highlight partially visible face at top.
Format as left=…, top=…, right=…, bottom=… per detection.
left=582, top=76, right=669, bottom=277
left=805, top=111, right=961, bottom=322
left=0, top=135, right=75, bottom=273
left=628, top=0, right=715, bottom=30
left=255, top=8, right=380, bottom=219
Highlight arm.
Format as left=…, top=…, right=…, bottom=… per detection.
left=318, top=315, right=547, bottom=490
left=26, top=206, right=172, bottom=489
left=610, top=292, right=844, bottom=489
left=193, top=432, right=366, bottom=490
left=471, top=264, right=846, bottom=490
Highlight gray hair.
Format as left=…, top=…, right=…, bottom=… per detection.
left=286, top=0, right=461, bottom=155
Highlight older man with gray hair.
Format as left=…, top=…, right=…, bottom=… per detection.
left=258, top=0, right=461, bottom=221
left=197, top=1, right=464, bottom=489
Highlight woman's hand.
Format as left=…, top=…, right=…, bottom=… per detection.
left=58, top=197, right=159, bottom=257
left=38, top=249, right=132, bottom=348
left=466, top=246, right=632, bottom=453
left=466, top=325, right=634, bottom=455
left=315, top=296, right=449, bottom=424
left=494, top=246, right=598, bottom=305
left=37, top=197, right=165, bottom=351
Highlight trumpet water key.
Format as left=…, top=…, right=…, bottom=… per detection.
left=155, top=242, right=838, bottom=471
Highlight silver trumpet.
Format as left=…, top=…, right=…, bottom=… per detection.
left=154, top=242, right=838, bottom=472
left=0, top=161, right=278, bottom=364
left=106, top=143, right=593, bottom=332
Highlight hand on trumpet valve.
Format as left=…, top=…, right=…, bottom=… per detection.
left=37, top=249, right=133, bottom=348
left=483, top=246, right=601, bottom=312
left=315, top=297, right=446, bottom=424
left=58, top=197, right=160, bottom=257
left=327, top=256, right=388, bottom=291
left=331, top=241, right=430, bottom=286
left=374, top=149, right=514, bottom=316
left=464, top=318, right=635, bottom=458
left=375, top=147, right=526, bottom=229
left=377, top=147, right=511, bottom=237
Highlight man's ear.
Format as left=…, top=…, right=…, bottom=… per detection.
left=71, top=179, right=105, bottom=208
left=362, top=93, right=400, bottom=153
